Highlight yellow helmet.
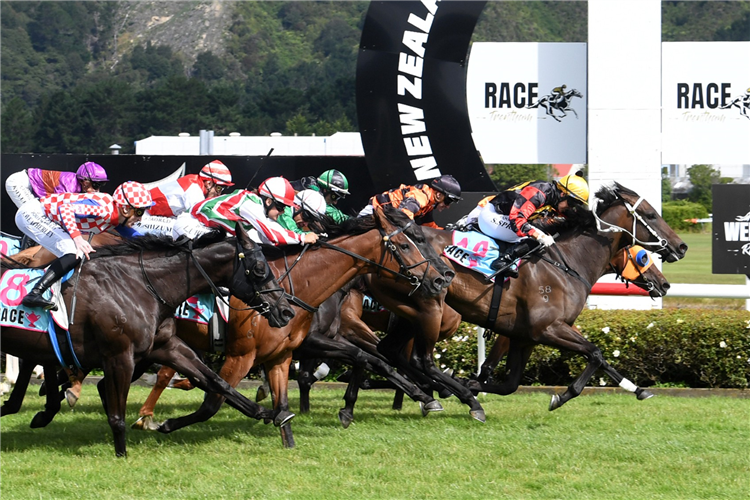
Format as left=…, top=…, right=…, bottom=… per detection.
left=557, top=174, right=589, bottom=205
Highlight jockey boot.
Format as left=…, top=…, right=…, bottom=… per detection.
left=22, top=254, right=79, bottom=311
left=490, top=239, right=539, bottom=277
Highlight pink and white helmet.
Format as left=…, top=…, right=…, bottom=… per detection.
left=199, top=160, right=234, bottom=186
left=294, top=189, right=327, bottom=216
left=258, top=177, right=296, bottom=207
left=114, top=181, right=154, bottom=209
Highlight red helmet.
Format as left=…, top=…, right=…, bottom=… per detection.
left=258, top=177, right=296, bottom=207
left=199, top=160, right=234, bottom=186
left=113, top=181, right=154, bottom=209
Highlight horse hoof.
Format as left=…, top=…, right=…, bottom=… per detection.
left=131, top=415, right=162, bottom=431
left=422, top=400, right=444, bottom=415
left=274, top=411, right=295, bottom=427
left=65, top=389, right=79, bottom=408
left=255, top=385, right=269, bottom=402
left=637, top=390, right=655, bottom=401
left=30, top=412, right=51, bottom=428
left=549, top=394, right=561, bottom=411
left=338, top=410, right=353, bottom=429
left=469, top=409, right=486, bottom=423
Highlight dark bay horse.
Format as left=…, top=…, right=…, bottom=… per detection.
left=131, top=206, right=452, bottom=448
left=364, top=183, right=687, bottom=419
left=1, top=225, right=296, bottom=456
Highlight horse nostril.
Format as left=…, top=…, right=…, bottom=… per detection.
left=663, top=282, right=671, bottom=290
left=679, top=243, right=688, bottom=254
left=444, top=270, right=456, bottom=280
left=435, top=277, right=445, bottom=288
left=283, top=308, right=295, bottom=320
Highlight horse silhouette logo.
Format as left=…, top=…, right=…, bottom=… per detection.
left=720, top=87, right=750, bottom=120
left=527, top=84, right=583, bottom=122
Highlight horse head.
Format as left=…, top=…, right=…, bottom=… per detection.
left=593, top=182, right=688, bottom=263
left=373, top=206, right=454, bottom=295
left=230, top=224, right=296, bottom=328
left=610, top=245, right=671, bottom=298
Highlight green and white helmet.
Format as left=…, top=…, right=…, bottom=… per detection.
left=317, top=169, right=350, bottom=197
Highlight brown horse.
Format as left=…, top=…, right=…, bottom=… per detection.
left=132, top=206, right=452, bottom=448
left=364, top=183, right=687, bottom=420
left=1, top=225, right=296, bottom=456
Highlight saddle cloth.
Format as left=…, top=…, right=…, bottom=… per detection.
left=174, top=293, right=215, bottom=325
left=443, top=230, right=515, bottom=281
left=0, top=268, right=71, bottom=333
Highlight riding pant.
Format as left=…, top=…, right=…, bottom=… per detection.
left=6, top=171, right=38, bottom=209
left=477, top=203, right=524, bottom=243
left=15, top=201, right=77, bottom=257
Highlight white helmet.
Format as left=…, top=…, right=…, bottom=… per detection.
left=294, top=189, right=327, bottom=217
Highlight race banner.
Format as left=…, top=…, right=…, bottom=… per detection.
left=466, top=42, right=588, bottom=164
left=356, top=1, right=494, bottom=193
left=712, top=184, right=750, bottom=274
left=662, top=42, right=750, bottom=164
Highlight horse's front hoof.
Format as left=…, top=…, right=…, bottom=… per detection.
left=338, top=409, right=353, bottom=429
left=131, top=415, right=162, bottom=431
left=255, top=384, right=269, bottom=402
left=549, top=394, right=562, bottom=411
left=274, top=411, right=295, bottom=427
left=30, top=411, right=52, bottom=428
left=637, top=389, right=655, bottom=401
left=469, top=409, right=486, bottom=423
left=421, top=400, right=444, bottom=416
left=65, top=389, right=79, bottom=408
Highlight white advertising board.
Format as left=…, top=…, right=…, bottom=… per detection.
left=466, top=42, right=587, bottom=164
left=662, top=42, right=750, bottom=164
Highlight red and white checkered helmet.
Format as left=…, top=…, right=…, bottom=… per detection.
left=258, top=177, right=296, bottom=207
left=114, top=181, right=154, bottom=209
left=199, top=160, right=234, bottom=186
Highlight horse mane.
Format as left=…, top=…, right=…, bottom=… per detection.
left=91, top=228, right=229, bottom=258
left=593, top=182, right=637, bottom=217
left=531, top=203, right=596, bottom=239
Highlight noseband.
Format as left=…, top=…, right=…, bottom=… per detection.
left=591, top=194, right=670, bottom=254
left=378, top=218, right=434, bottom=292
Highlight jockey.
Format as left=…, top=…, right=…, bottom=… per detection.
left=17, top=181, right=153, bottom=310
left=291, top=169, right=351, bottom=223
left=462, top=172, right=589, bottom=275
left=277, top=189, right=327, bottom=234
left=6, top=162, right=109, bottom=209
left=173, top=176, right=318, bottom=246
left=358, top=174, right=462, bottom=229
left=135, top=160, right=234, bottom=237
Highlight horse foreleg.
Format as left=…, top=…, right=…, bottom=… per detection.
left=599, top=360, right=654, bottom=401
left=30, top=364, right=63, bottom=428
left=1, top=358, right=35, bottom=417
left=295, top=357, right=318, bottom=414
left=101, top=354, right=135, bottom=457
left=475, top=341, right=534, bottom=396
left=339, top=365, right=365, bottom=429
left=266, top=354, right=295, bottom=448
left=131, top=365, right=176, bottom=431
left=475, top=335, right=511, bottom=384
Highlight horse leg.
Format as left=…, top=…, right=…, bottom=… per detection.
left=392, top=389, right=404, bottom=410
left=476, top=341, right=534, bottom=396
left=1, top=358, right=35, bottom=417
left=255, top=366, right=270, bottom=402
left=30, top=364, right=63, bottom=428
left=101, top=354, right=135, bottom=457
left=131, top=365, right=177, bottom=431
left=63, top=368, right=84, bottom=408
left=599, top=360, right=654, bottom=401
left=296, top=357, right=318, bottom=414
left=475, top=335, right=511, bottom=384
left=339, top=365, right=365, bottom=428
left=265, top=353, right=296, bottom=448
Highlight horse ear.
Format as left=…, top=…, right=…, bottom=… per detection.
left=235, top=223, right=252, bottom=248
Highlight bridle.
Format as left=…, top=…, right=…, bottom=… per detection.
left=608, top=245, right=658, bottom=294
left=590, top=192, right=670, bottom=254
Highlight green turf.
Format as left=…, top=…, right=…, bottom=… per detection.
left=1, top=386, right=748, bottom=500
left=662, top=230, right=745, bottom=285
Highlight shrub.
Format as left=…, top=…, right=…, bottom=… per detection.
left=662, top=200, right=709, bottom=232
left=434, top=309, right=750, bottom=389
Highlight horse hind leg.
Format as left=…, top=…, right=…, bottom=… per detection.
left=1, top=359, right=35, bottom=417
left=549, top=347, right=604, bottom=411
left=30, top=364, right=63, bottom=428
left=600, top=360, right=654, bottom=401
left=132, top=365, right=177, bottom=431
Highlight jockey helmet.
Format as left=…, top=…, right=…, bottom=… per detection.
left=429, top=175, right=462, bottom=204
left=76, top=162, right=109, bottom=182
left=114, top=181, right=154, bottom=209
left=294, top=189, right=327, bottom=218
left=317, top=169, right=350, bottom=197
left=557, top=173, right=589, bottom=205
left=258, top=177, right=296, bottom=207
left=199, top=160, right=234, bottom=186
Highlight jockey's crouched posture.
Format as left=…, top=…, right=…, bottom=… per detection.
left=17, top=181, right=154, bottom=310
left=173, top=176, right=319, bottom=246
left=358, top=174, right=462, bottom=228
left=459, top=173, right=590, bottom=277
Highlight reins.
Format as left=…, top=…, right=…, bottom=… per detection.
left=590, top=193, right=668, bottom=251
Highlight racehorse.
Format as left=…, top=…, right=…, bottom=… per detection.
left=528, top=88, right=583, bottom=122
left=1, top=225, right=297, bottom=456
left=292, top=242, right=671, bottom=425
left=364, top=183, right=687, bottom=419
left=131, top=206, right=452, bottom=448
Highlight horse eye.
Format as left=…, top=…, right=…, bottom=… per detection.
left=400, top=243, right=410, bottom=251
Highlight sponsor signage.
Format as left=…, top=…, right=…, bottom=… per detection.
left=466, top=42, right=588, bottom=164
left=712, top=184, right=750, bottom=274
left=356, top=1, right=494, bottom=193
left=662, top=42, right=750, bottom=164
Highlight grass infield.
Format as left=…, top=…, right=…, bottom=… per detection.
left=1, top=385, right=748, bottom=500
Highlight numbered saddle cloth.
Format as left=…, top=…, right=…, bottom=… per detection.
left=0, top=268, right=66, bottom=333
left=174, top=293, right=215, bottom=325
left=442, top=230, right=515, bottom=281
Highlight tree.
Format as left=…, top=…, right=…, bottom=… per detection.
left=1, top=98, right=37, bottom=153
left=488, top=164, right=552, bottom=190
left=661, top=166, right=673, bottom=201
left=687, top=164, right=721, bottom=212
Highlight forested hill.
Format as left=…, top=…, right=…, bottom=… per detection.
left=2, top=1, right=749, bottom=155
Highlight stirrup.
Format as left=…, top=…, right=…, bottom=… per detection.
left=22, top=293, right=57, bottom=311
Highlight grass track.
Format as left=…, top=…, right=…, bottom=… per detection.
left=2, top=386, right=748, bottom=500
